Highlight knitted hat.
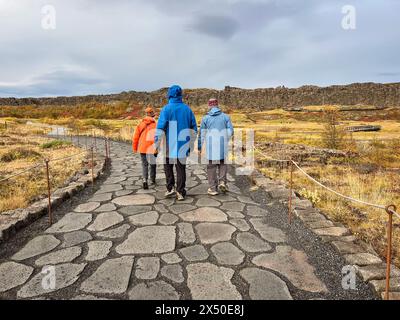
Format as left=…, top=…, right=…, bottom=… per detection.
left=145, top=107, right=155, bottom=117
left=208, top=98, right=218, bottom=108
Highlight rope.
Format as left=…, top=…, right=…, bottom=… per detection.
left=254, top=147, right=400, bottom=219
left=50, top=150, right=87, bottom=163
left=0, top=150, right=88, bottom=183
left=0, top=164, right=44, bottom=183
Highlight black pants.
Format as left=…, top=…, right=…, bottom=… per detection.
left=140, top=153, right=156, bottom=182
left=164, top=158, right=186, bottom=195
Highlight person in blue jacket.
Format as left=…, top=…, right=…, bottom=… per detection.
left=198, top=98, right=234, bottom=196
left=155, top=85, right=197, bottom=201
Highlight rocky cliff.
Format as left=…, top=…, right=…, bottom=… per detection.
left=0, top=82, right=399, bottom=109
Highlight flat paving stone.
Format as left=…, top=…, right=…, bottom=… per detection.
left=115, top=190, right=133, bottom=197
left=161, top=264, right=184, bottom=283
left=0, top=262, right=34, bottom=293
left=236, top=232, right=272, bottom=253
left=81, top=256, right=134, bottom=294
left=221, top=202, right=245, bottom=212
left=188, top=184, right=209, bottom=195
left=196, top=223, right=236, bottom=244
left=313, top=227, right=350, bottom=237
left=97, top=224, right=130, bottom=239
left=88, top=193, right=112, bottom=202
left=355, top=264, right=400, bottom=281
left=18, top=263, right=86, bottom=298
left=177, top=223, right=196, bottom=245
left=116, top=226, right=176, bottom=254
left=343, top=253, right=382, bottom=266
left=250, top=218, right=287, bottom=243
left=128, top=281, right=179, bottom=300
left=159, top=213, right=179, bottom=225
left=180, top=245, right=209, bottom=262
left=112, top=194, right=155, bottom=206
left=86, top=241, right=112, bottom=261
left=240, top=268, right=293, bottom=300
left=246, top=206, right=269, bottom=217
left=237, top=196, right=256, bottom=204
left=104, top=176, right=126, bottom=184
left=161, top=253, right=182, bottom=264
left=95, top=184, right=123, bottom=194
left=331, top=241, right=364, bottom=254
left=229, top=219, right=250, bottom=231
left=46, top=213, right=92, bottom=234
left=135, top=257, right=160, bottom=280
left=128, top=211, right=159, bottom=226
left=169, top=204, right=197, bottom=214
left=12, top=235, right=61, bottom=261
left=154, top=204, right=169, bottom=213
left=252, top=246, right=327, bottom=293
left=118, top=205, right=152, bottom=216
left=226, top=211, right=245, bottom=219
left=60, top=232, right=92, bottom=250
left=87, top=211, right=124, bottom=231
left=95, top=203, right=117, bottom=212
left=35, top=246, right=82, bottom=266
left=196, top=198, right=221, bottom=207
left=211, top=242, right=245, bottom=265
left=213, top=194, right=237, bottom=202
left=186, top=263, right=241, bottom=300
left=180, top=207, right=228, bottom=222
left=74, top=202, right=100, bottom=213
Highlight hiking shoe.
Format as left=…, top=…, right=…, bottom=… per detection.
left=150, top=179, right=156, bottom=185
left=165, top=188, right=176, bottom=198
left=143, top=181, right=149, bottom=190
left=208, top=188, right=219, bottom=196
left=176, top=192, right=185, bottom=201
left=218, top=182, right=228, bottom=193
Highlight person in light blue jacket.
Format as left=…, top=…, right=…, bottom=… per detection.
left=155, top=85, right=198, bottom=200
left=198, top=98, right=234, bottom=196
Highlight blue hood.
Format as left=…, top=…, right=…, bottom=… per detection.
left=207, top=107, right=222, bottom=116
left=168, top=85, right=183, bottom=103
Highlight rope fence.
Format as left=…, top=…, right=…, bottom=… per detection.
left=1, top=135, right=111, bottom=224
left=254, top=146, right=399, bottom=300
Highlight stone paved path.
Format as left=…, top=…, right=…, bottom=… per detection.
left=0, top=140, right=376, bottom=300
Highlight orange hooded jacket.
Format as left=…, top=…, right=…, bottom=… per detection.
left=132, top=116, right=157, bottom=154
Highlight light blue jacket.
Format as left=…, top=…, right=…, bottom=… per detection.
left=155, top=85, right=198, bottom=159
left=198, top=107, right=234, bottom=161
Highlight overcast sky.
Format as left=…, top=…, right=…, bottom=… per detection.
left=0, top=0, right=399, bottom=97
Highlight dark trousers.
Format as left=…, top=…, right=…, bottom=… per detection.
left=164, top=158, right=186, bottom=195
left=140, top=153, right=156, bottom=182
left=207, top=159, right=228, bottom=191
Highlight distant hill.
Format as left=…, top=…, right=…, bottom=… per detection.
left=0, top=82, right=399, bottom=110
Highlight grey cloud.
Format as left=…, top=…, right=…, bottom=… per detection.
left=186, top=14, right=240, bottom=39
left=0, top=0, right=399, bottom=97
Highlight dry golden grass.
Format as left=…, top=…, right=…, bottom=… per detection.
left=0, top=121, right=86, bottom=212
left=259, top=164, right=400, bottom=266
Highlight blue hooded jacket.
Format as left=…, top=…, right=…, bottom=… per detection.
left=198, top=107, right=234, bottom=161
left=155, top=85, right=198, bottom=159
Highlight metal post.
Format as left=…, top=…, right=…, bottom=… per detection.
left=77, top=129, right=80, bottom=146
left=45, top=159, right=53, bottom=225
left=385, top=205, right=396, bottom=300
left=288, top=160, right=294, bottom=224
left=56, top=127, right=59, bottom=138
left=91, top=147, right=94, bottom=188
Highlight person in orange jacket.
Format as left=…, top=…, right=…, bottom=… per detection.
left=132, top=107, right=157, bottom=190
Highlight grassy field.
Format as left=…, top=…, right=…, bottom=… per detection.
left=0, top=103, right=399, bottom=266
left=0, top=120, right=87, bottom=212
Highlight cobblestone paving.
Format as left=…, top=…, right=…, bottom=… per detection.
left=0, top=141, right=376, bottom=300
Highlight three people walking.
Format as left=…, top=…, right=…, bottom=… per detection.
left=133, top=85, right=233, bottom=200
